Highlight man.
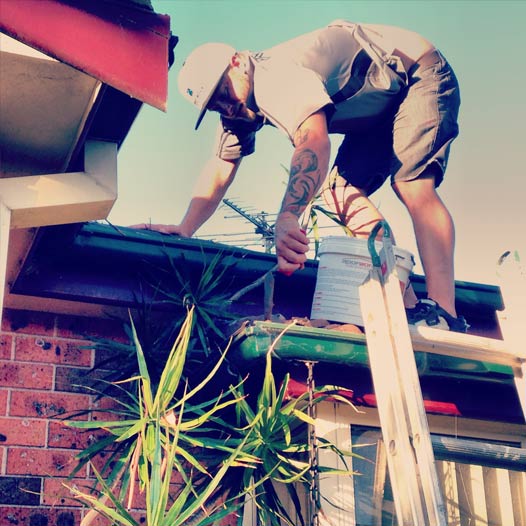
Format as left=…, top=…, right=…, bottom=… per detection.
left=136, top=20, right=467, bottom=332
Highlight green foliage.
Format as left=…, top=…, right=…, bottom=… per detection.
left=66, top=310, right=355, bottom=525
left=157, top=250, right=241, bottom=350
left=64, top=228, right=357, bottom=524
left=80, top=249, right=243, bottom=402
left=66, top=308, right=245, bottom=525
left=228, top=346, right=355, bottom=526
left=307, top=202, right=355, bottom=258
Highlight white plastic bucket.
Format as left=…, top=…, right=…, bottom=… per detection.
left=310, top=236, right=415, bottom=325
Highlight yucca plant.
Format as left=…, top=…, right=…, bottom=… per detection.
left=78, top=249, right=243, bottom=409
left=228, top=347, right=355, bottom=526
left=65, top=308, right=356, bottom=525
left=144, top=249, right=242, bottom=352
left=65, top=307, right=250, bottom=525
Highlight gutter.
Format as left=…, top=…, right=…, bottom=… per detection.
left=11, top=222, right=504, bottom=317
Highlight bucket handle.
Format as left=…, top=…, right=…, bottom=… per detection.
left=368, top=220, right=391, bottom=268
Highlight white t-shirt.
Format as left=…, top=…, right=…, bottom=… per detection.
left=214, top=20, right=408, bottom=160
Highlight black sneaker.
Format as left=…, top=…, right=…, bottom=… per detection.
left=406, top=299, right=469, bottom=333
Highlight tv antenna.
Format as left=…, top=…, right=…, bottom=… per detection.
left=222, top=198, right=275, bottom=253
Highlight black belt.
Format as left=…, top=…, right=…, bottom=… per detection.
left=330, top=49, right=372, bottom=104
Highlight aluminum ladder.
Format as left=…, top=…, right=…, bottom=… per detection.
left=358, top=221, right=526, bottom=525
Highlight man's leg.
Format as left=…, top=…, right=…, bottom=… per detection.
left=321, top=167, right=419, bottom=306
left=321, top=167, right=384, bottom=237
left=392, top=166, right=457, bottom=317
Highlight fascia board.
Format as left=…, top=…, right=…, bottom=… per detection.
left=0, top=0, right=171, bottom=111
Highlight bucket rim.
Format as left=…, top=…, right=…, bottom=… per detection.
left=318, top=236, right=414, bottom=260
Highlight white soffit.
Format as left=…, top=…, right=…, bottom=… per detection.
left=0, top=33, right=101, bottom=177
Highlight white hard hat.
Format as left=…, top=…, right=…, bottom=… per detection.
left=177, top=42, right=236, bottom=130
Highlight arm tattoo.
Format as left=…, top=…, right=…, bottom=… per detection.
left=293, top=128, right=310, bottom=147
left=281, top=148, right=322, bottom=217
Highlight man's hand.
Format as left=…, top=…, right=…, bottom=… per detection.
left=129, top=223, right=190, bottom=236
left=274, top=212, right=309, bottom=275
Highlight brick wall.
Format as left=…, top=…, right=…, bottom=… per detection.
left=0, top=308, right=145, bottom=525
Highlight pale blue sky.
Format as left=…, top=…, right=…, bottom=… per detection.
left=110, top=0, right=526, bottom=286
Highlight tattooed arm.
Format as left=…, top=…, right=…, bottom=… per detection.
left=275, top=110, right=331, bottom=274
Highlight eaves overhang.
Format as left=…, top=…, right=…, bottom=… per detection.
left=10, top=222, right=286, bottom=309
left=1, top=0, right=176, bottom=176
left=0, top=0, right=176, bottom=321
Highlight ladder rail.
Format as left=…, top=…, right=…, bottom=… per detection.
left=360, top=272, right=428, bottom=524
left=380, top=243, right=448, bottom=524
left=358, top=225, right=526, bottom=525
left=359, top=221, right=448, bottom=525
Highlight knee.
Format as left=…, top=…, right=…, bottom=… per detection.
left=393, top=173, right=440, bottom=212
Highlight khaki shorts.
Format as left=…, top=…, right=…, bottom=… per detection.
left=332, top=50, right=461, bottom=194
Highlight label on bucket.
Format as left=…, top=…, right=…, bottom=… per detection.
left=310, top=237, right=414, bottom=325
left=310, top=252, right=372, bottom=325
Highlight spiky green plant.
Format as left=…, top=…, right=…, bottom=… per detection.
left=76, top=249, right=243, bottom=409
left=227, top=347, right=355, bottom=526
left=65, top=310, right=355, bottom=525
left=65, top=308, right=248, bottom=525
left=145, top=250, right=241, bottom=351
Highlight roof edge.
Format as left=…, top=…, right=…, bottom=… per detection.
left=0, top=0, right=173, bottom=111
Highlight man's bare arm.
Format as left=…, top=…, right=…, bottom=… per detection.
left=177, top=156, right=242, bottom=236
left=275, top=110, right=331, bottom=274
left=131, top=156, right=242, bottom=236
left=280, top=115, right=330, bottom=216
